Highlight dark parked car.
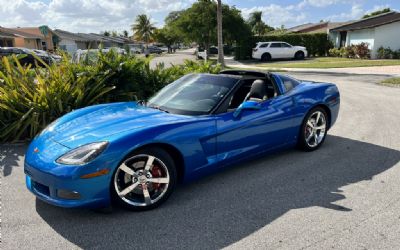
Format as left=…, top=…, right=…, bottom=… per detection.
left=146, top=46, right=163, bottom=54
left=0, top=47, right=53, bottom=67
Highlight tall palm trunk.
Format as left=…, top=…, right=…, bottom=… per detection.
left=217, top=0, right=225, bottom=67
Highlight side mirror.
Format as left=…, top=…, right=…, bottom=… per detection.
left=233, top=101, right=261, bottom=118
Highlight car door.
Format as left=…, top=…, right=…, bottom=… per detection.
left=215, top=92, right=295, bottom=164
left=281, top=43, right=294, bottom=58
left=268, top=42, right=282, bottom=58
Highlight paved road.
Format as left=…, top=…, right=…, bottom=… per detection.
left=1, top=72, right=400, bottom=250
left=150, top=49, right=196, bottom=68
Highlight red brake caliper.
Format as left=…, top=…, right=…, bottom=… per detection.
left=151, top=165, right=162, bottom=190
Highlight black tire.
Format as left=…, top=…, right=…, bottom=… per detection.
left=298, top=107, right=328, bottom=151
left=261, top=53, right=271, bottom=62
left=111, top=147, right=177, bottom=211
left=295, top=51, right=305, bottom=60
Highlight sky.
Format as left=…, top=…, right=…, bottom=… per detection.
left=0, top=0, right=399, bottom=34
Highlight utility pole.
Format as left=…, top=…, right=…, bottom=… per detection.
left=217, top=0, right=225, bottom=67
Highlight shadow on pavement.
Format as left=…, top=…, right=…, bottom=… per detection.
left=35, top=135, right=400, bottom=249
left=0, top=144, right=25, bottom=177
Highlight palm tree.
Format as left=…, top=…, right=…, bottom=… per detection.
left=248, top=11, right=266, bottom=36
left=216, top=0, right=225, bottom=67
left=131, top=14, right=156, bottom=46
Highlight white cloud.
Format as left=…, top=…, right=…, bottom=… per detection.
left=0, top=0, right=193, bottom=33
left=300, top=0, right=340, bottom=8
left=327, top=3, right=364, bottom=21
left=241, top=4, right=307, bottom=28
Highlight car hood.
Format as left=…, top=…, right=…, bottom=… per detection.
left=294, top=46, right=307, bottom=50
left=47, top=102, right=191, bottom=148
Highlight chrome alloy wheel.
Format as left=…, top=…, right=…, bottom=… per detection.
left=304, top=110, right=327, bottom=148
left=114, top=154, right=170, bottom=207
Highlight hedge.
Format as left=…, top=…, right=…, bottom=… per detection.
left=235, top=33, right=333, bottom=60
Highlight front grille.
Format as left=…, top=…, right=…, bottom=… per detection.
left=32, top=181, right=50, bottom=196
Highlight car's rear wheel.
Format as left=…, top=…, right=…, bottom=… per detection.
left=111, top=148, right=177, bottom=211
left=295, top=51, right=305, bottom=60
left=261, top=53, right=271, bottom=62
left=298, top=107, right=328, bottom=151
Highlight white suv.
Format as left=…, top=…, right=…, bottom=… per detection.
left=252, top=41, right=308, bottom=61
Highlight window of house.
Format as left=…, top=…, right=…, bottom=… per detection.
left=42, top=41, right=47, bottom=51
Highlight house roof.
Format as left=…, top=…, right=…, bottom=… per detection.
left=0, top=27, right=43, bottom=39
left=286, top=23, right=317, bottom=32
left=0, top=29, right=16, bottom=39
left=54, top=29, right=91, bottom=42
left=287, top=22, right=351, bottom=33
left=88, top=33, right=129, bottom=44
left=331, top=11, right=400, bottom=32
left=76, top=33, right=106, bottom=42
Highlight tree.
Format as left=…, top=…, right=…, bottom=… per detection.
left=131, top=14, right=156, bottom=45
left=122, top=30, right=129, bottom=38
left=363, top=8, right=391, bottom=19
left=154, top=28, right=180, bottom=53
left=103, top=31, right=110, bottom=37
left=216, top=0, right=225, bottom=66
left=165, top=0, right=251, bottom=50
left=247, top=11, right=274, bottom=36
left=111, top=31, right=118, bottom=37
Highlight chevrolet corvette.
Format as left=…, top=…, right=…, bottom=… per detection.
left=24, top=70, right=340, bottom=211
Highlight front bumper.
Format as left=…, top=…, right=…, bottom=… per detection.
left=25, top=161, right=111, bottom=208
left=24, top=137, right=115, bottom=208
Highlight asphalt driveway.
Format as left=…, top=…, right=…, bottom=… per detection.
left=1, top=72, right=400, bottom=250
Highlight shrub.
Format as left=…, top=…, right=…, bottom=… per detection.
left=234, top=33, right=333, bottom=60
left=0, top=51, right=221, bottom=142
left=329, top=48, right=341, bottom=57
left=330, top=43, right=371, bottom=59
left=352, top=43, right=370, bottom=59
left=0, top=55, right=115, bottom=142
left=377, top=46, right=399, bottom=59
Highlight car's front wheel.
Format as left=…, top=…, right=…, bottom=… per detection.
left=295, top=51, right=305, bottom=60
left=111, top=148, right=177, bottom=211
left=298, top=107, right=328, bottom=151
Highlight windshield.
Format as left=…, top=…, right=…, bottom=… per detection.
left=147, top=74, right=238, bottom=115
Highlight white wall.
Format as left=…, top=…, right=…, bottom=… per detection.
left=346, top=28, right=375, bottom=50
left=374, top=21, right=400, bottom=58
left=58, top=38, right=78, bottom=54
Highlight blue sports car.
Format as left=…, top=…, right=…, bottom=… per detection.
left=24, top=70, right=340, bottom=211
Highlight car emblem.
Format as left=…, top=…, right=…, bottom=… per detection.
left=34, top=147, right=40, bottom=153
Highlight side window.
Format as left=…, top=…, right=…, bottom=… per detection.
left=282, top=43, right=292, bottom=48
left=280, top=75, right=300, bottom=93
left=270, top=43, right=281, bottom=48
left=259, top=43, right=269, bottom=48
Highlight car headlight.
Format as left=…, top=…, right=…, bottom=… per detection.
left=56, top=142, right=109, bottom=165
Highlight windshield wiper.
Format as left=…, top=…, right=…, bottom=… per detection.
left=149, top=105, right=169, bottom=113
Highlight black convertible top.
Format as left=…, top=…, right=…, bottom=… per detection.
left=219, top=70, right=272, bottom=80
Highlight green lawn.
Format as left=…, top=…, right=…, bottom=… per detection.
left=380, top=77, right=400, bottom=87
left=256, top=57, right=400, bottom=69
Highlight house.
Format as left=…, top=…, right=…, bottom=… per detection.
left=330, top=11, right=400, bottom=59
left=86, top=33, right=129, bottom=48
left=0, top=26, right=44, bottom=49
left=14, top=26, right=59, bottom=52
left=54, top=29, right=101, bottom=53
left=0, top=29, right=16, bottom=47
left=287, top=22, right=350, bottom=34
